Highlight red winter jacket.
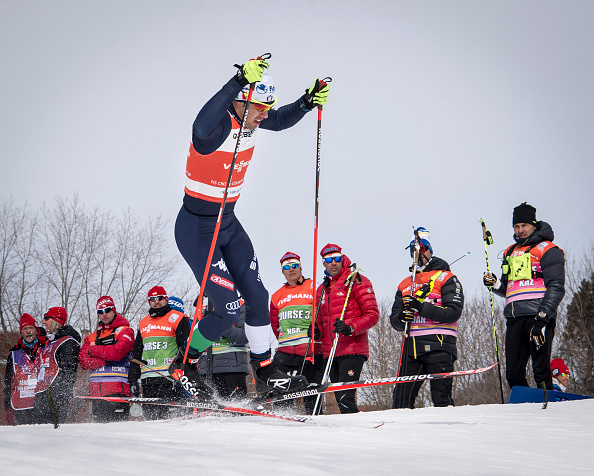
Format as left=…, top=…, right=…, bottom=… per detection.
left=79, top=314, right=135, bottom=396
left=315, top=255, right=379, bottom=359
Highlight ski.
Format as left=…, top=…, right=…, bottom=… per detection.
left=75, top=395, right=311, bottom=423
left=253, top=362, right=499, bottom=406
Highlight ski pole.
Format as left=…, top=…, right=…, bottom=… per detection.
left=312, top=265, right=358, bottom=415
left=308, top=77, right=332, bottom=365
left=183, top=53, right=271, bottom=364
left=299, top=285, right=327, bottom=375
left=449, top=251, right=470, bottom=267
left=479, top=218, right=505, bottom=404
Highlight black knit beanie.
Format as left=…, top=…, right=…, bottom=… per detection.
left=512, top=202, right=537, bottom=225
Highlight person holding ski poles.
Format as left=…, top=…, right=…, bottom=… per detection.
left=171, top=55, right=330, bottom=396
left=390, top=227, right=464, bottom=409
left=313, top=244, right=379, bottom=413
left=270, top=251, right=323, bottom=414
left=483, top=202, right=565, bottom=391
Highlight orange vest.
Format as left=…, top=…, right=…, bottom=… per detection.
left=503, top=241, right=557, bottom=306
left=184, top=112, right=257, bottom=203
left=271, top=279, right=314, bottom=348
left=398, top=270, right=459, bottom=338
left=138, top=311, right=185, bottom=378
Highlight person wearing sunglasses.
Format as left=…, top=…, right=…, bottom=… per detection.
left=78, top=296, right=135, bottom=422
left=270, top=252, right=323, bottom=414
left=314, top=244, right=379, bottom=414
left=551, top=358, right=570, bottom=392
left=390, top=228, right=464, bottom=409
left=128, top=286, right=196, bottom=420
left=483, top=203, right=565, bottom=392
left=174, top=56, right=329, bottom=395
left=4, top=313, right=50, bottom=425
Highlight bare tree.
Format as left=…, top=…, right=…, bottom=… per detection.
left=0, top=199, right=39, bottom=333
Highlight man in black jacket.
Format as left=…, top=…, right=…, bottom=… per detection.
left=390, top=228, right=464, bottom=408
left=483, top=203, right=565, bottom=390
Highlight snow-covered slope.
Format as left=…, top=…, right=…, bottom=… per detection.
left=2, top=399, right=592, bottom=475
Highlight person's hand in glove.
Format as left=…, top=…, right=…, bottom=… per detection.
left=333, top=318, right=354, bottom=336
left=235, top=57, right=270, bottom=86
left=307, top=324, right=321, bottom=340
left=400, top=295, right=422, bottom=324
left=302, top=78, right=331, bottom=110
left=530, top=318, right=547, bottom=350
left=483, top=272, right=501, bottom=290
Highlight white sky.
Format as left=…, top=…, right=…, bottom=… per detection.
left=2, top=1, right=593, bottom=304
left=1, top=399, right=593, bottom=474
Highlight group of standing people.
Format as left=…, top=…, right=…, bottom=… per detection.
left=4, top=55, right=570, bottom=425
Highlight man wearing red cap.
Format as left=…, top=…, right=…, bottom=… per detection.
left=551, top=358, right=570, bottom=392
left=40, top=306, right=81, bottom=423
left=270, top=252, right=323, bottom=414
left=128, top=286, right=193, bottom=420
left=483, top=203, right=565, bottom=391
left=314, top=244, right=379, bottom=413
left=172, top=57, right=329, bottom=396
left=4, top=314, right=50, bottom=425
left=79, top=296, right=135, bottom=422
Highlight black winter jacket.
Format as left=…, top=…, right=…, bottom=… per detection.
left=494, top=221, right=565, bottom=321
left=390, top=257, right=464, bottom=359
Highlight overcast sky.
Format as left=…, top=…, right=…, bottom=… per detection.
left=2, top=0, right=593, bottom=306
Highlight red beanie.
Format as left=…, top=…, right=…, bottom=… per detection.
left=96, top=295, right=116, bottom=312
left=320, top=243, right=342, bottom=257
left=148, top=285, right=168, bottom=301
left=551, top=358, right=570, bottom=377
left=19, top=313, right=37, bottom=331
left=44, top=307, right=67, bottom=326
left=280, top=251, right=301, bottom=264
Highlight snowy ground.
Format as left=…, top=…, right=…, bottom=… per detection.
left=2, top=399, right=592, bottom=475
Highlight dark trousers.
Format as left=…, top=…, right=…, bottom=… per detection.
left=326, top=354, right=366, bottom=414
left=392, top=351, right=455, bottom=409
left=209, top=373, right=248, bottom=399
left=506, top=317, right=556, bottom=390
left=141, top=377, right=185, bottom=420
left=273, top=351, right=323, bottom=414
left=175, top=207, right=270, bottom=346
left=92, top=394, right=130, bottom=423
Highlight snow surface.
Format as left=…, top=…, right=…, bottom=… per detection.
left=1, top=399, right=592, bottom=475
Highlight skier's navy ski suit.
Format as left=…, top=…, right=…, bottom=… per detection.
left=176, top=75, right=311, bottom=351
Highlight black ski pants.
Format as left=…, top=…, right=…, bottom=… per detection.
left=392, top=351, right=455, bottom=409
left=209, top=373, right=248, bottom=400
left=273, top=351, right=323, bottom=414
left=175, top=207, right=269, bottom=347
left=327, top=354, right=366, bottom=414
left=141, top=377, right=186, bottom=420
left=505, top=316, right=556, bottom=390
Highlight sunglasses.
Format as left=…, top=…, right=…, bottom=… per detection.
left=149, top=296, right=166, bottom=303
left=323, top=256, right=343, bottom=264
left=97, top=307, right=113, bottom=315
left=558, top=373, right=570, bottom=378
left=240, top=92, right=277, bottom=112
left=282, top=263, right=300, bottom=270
left=43, top=316, right=53, bottom=321
left=251, top=102, right=273, bottom=112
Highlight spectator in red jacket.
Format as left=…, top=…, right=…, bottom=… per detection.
left=314, top=243, right=379, bottom=413
left=79, top=296, right=135, bottom=422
